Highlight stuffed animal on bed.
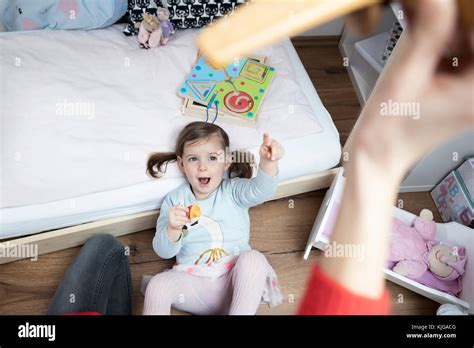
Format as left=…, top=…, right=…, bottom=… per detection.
left=388, top=209, right=467, bottom=296
left=137, top=8, right=174, bottom=49
left=2, top=0, right=127, bottom=31
left=156, top=7, right=174, bottom=45
left=138, top=12, right=162, bottom=49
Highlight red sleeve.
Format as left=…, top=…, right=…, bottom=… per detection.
left=298, top=264, right=391, bottom=315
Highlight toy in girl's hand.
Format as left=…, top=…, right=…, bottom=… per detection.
left=156, top=7, right=174, bottom=45
left=388, top=209, right=467, bottom=296
left=138, top=12, right=162, bottom=49
left=187, top=204, right=201, bottom=220
left=181, top=204, right=200, bottom=238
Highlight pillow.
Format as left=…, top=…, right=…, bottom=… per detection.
left=2, top=0, right=128, bottom=31
left=123, top=0, right=166, bottom=36
left=0, top=0, right=7, bottom=32
left=166, top=0, right=247, bottom=30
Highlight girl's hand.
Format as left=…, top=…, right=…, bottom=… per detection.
left=259, top=132, right=284, bottom=176
left=260, top=132, right=285, bottom=162
left=166, top=204, right=191, bottom=241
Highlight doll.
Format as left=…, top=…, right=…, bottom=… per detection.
left=388, top=209, right=467, bottom=296
left=137, top=12, right=162, bottom=49
left=417, top=241, right=467, bottom=296
left=156, top=7, right=174, bottom=45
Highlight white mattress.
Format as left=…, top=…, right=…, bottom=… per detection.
left=0, top=25, right=340, bottom=239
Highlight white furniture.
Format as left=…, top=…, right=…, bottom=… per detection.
left=339, top=4, right=403, bottom=106
left=400, top=131, right=474, bottom=192
left=339, top=4, right=473, bottom=192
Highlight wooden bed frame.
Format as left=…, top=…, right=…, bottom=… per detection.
left=0, top=167, right=339, bottom=264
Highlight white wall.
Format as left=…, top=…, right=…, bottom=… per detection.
left=400, top=130, right=474, bottom=192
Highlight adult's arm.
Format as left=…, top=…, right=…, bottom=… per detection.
left=299, top=0, right=473, bottom=314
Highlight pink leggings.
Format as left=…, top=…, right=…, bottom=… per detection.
left=143, top=250, right=269, bottom=315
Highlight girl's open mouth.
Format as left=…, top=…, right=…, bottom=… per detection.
left=198, top=177, right=210, bottom=186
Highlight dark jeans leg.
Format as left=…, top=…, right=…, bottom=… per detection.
left=47, top=234, right=133, bottom=315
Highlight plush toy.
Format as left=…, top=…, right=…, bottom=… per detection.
left=388, top=209, right=437, bottom=278
left=156, top=7, right=174, bottom=45
left=187, top=204, right=201, bottom=220
left=2, top=0, right=127, bottom=31
left=181, top=204, right=201, bottom=237
left=388, top=209, right=467, bottom=296
left=137, top=12, right=162, bottom=49
left=426, top=242, right=466, bottom=281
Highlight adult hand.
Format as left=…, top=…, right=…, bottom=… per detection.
left=344, top=0, right=473, bottom=182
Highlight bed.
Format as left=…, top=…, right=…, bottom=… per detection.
left=0, top=24, right=341, bottom=262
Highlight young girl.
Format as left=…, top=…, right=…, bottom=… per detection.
left=142, top=121, right=285, bottom=315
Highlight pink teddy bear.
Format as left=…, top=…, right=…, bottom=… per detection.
left=388, top=209, right=438, bottom=278
left=137, top=12, right=162, bottom=49
left=388, top=209, right=467, bottom=296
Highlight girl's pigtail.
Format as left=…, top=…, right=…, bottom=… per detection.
left=146, top=152, right=178, bottom=178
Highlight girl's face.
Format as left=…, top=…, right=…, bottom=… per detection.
left=177, top=135, right=231, bottom=200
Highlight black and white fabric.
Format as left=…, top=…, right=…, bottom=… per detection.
left=382, top=21, right=403, bottom=63
left=166, top=0, right=247, bottom=30
left=123, top=0, right=165, bottom=36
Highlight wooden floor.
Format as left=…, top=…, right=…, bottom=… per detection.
left=0, top=37, right=440, bottom=315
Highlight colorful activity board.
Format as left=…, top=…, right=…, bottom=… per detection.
left=178, top=56, right=276, bottom=121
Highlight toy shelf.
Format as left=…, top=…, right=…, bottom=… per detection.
left=338, top=4, right=403, bottom=106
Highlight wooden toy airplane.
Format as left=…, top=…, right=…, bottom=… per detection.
left=197, top=0, right=474, bottom=69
